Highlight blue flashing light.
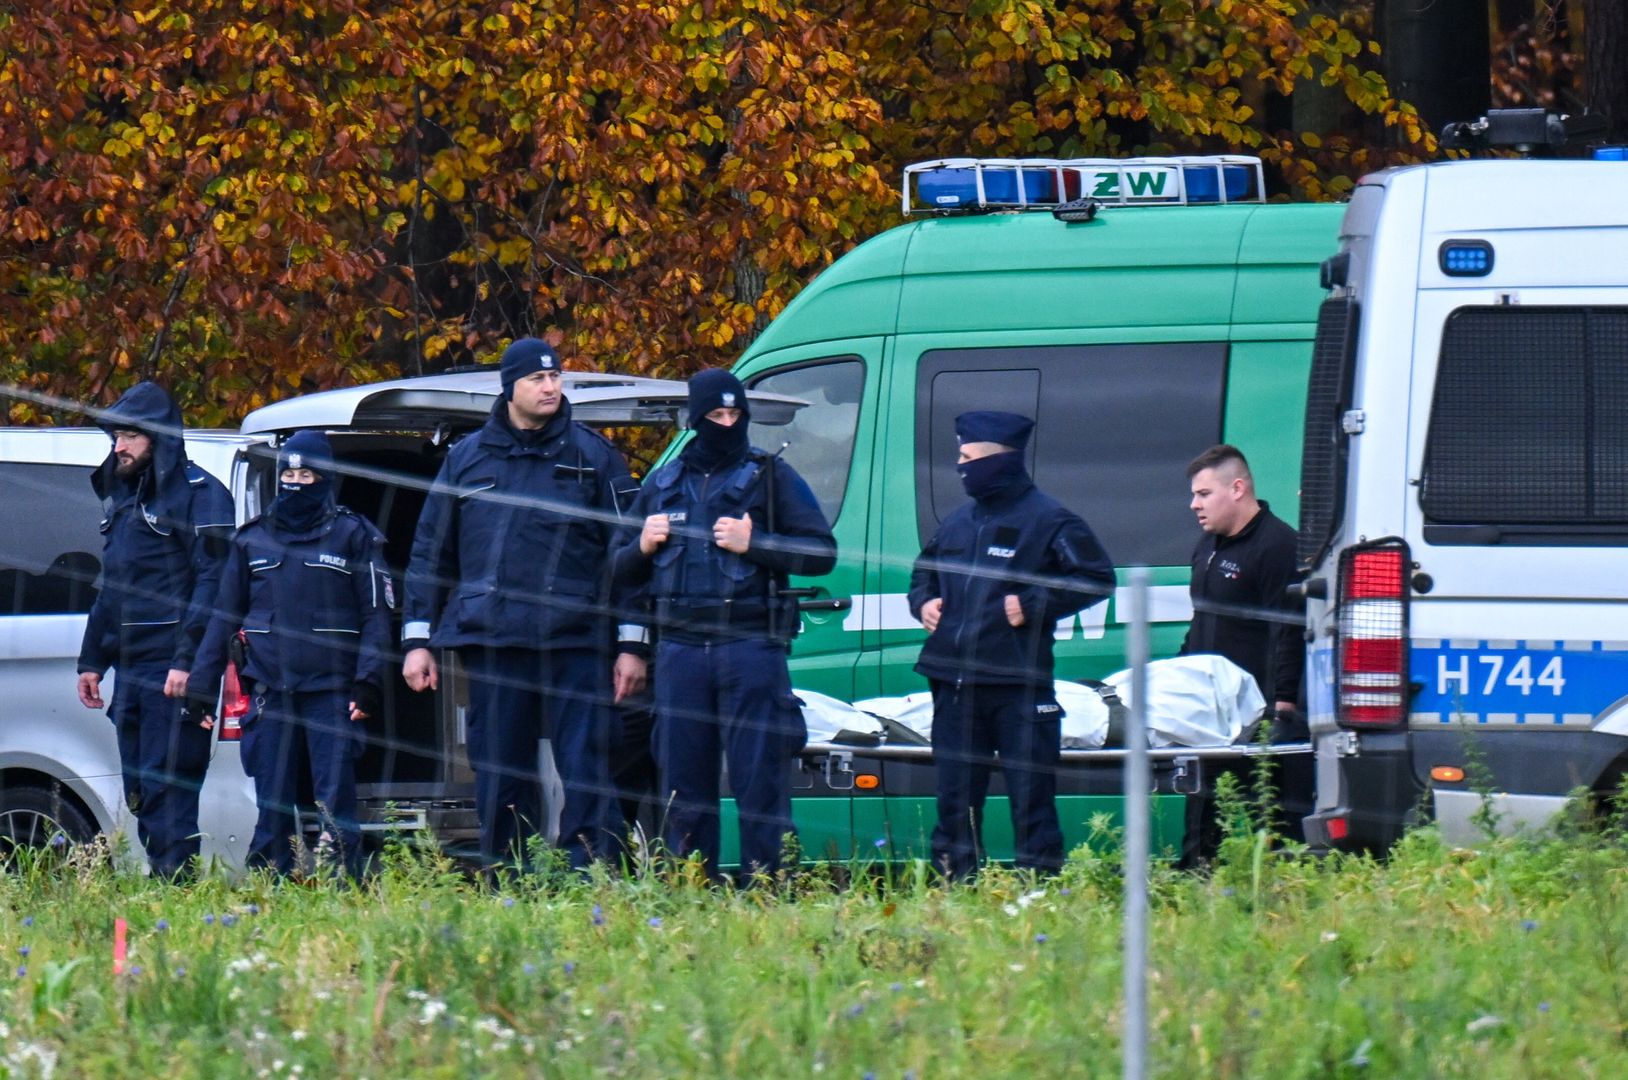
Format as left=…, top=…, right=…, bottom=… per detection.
left=1594, top=146, right=1628, bottom=161
left=1439, top=240, right=1493, bottom=277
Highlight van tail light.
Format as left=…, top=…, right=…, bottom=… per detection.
left=1335, top=540, right=1410, bottom=729
left=219, top=637, right=251, bottom=742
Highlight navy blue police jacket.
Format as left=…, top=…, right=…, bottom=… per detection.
left=611, top=442, right=836, bottom=644
left=191, top=507, right=391, bottom=696
left=403, top=398, right=644, bottom=654
left=908, top=478, right=1116, bottom=688
left=77, top=382, right=235, bottom=676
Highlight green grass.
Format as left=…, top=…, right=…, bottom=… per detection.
left=2, top=815, right=1627, bottom=1079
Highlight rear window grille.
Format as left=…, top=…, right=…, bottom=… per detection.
left=1422, top=307, right=1628, bottom=524
left=1297, top=296, right=1359, bottom=567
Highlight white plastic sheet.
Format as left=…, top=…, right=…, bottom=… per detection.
left=1103, top=655, right=1265, bottom=747
left=796, top=688, right=887, bottom=744
left=850, top=681, right=1114, bottom=749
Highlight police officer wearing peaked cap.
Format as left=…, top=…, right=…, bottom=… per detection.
left=402, top=337, right=649, bottom=872
left=612, top=368, right=837, bottom=880
left=190, top=430, right=391, bottom=877
left=909, top=410, right=1116, bottom=880
left=75, top=381, right=235, bottom=879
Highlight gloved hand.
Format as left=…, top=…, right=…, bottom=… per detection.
left=350, top=680, right=383, bottom=721
left=183, top=689, right=218, bottom=729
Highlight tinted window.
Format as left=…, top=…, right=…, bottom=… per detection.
left=747, top=358, right=865, bottom=523
left=1423, top=306, right=1628, bottom=528
left=915, top=344, right=1228, bottom=565
left=0, top=463, right=102, bottom=615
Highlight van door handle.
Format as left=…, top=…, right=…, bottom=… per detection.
left=798, top=597, right=851, bottom=612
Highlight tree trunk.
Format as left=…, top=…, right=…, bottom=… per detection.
left=1586, top=0, right=1628, bottom=138
left=1383, top=0, right=1492, bottom=137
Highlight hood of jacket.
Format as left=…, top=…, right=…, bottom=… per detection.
left=90, top=381, right=191, bottom=518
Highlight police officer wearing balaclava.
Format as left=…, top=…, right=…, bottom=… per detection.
left=612, top=368, right=836, bottom=880
left=401, top=338, right=648, bottom=872
left=190, top=430, right=390, bottom=877
left=75, top=381, right=235, bottom=879
left=908, top=411, right=1116, bottom=880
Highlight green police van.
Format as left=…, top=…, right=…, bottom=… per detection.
left=705, top=157, right=1344, bottom=866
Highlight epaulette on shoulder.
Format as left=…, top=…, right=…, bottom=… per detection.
left=335, top=506, right=387, bottom=542
left=185, top=462, right=210, bottom=485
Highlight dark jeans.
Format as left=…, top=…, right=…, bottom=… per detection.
left=240, top=687, right=360, bottom=876
left=653, top=638, right=805, bottom=878
left=460, top=646, right=620, bottom=870
left=929, top=680, right=1064, bottom=880
left=110, top=664, right=212, bottom=877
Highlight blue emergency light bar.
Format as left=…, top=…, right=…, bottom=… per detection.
left=901, top=155, right=1266, bottom=214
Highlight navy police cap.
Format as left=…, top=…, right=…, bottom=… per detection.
left=955, top=410, right=1034, bottom=451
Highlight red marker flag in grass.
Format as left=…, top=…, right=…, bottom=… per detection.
left=113, top=917, right=127, bottom=976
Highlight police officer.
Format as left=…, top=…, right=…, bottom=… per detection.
left=612, top=368, right=836, bottom=880
left=189, top=431, right=390, bottom=877
left=402, top=338, right=648, bottom=871
left=908, top=411, right=1115, bottom=880
left=74, top=381, right=235, bottom=879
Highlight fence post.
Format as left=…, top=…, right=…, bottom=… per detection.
left=1123, top=567, right=1150, bottom=1080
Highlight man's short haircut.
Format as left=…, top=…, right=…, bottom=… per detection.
left=1186, top=443, right=1251, bottom=481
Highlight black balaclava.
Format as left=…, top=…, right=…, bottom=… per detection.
left=684, top=368, right=750, bottom=471
left=958, top=450, right=1029, bottom=501
left=271, top=429, right=336, bottom=533
left=954, top=410, right=1035, bottom=503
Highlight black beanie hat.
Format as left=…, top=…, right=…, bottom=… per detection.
left=500, top=337, right=559, bottom=400
left=686, top=368, right=749, bottom=428
left=277, top=429, right=334, bottom=475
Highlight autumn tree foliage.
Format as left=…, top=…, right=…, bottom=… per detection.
left=0, top=0, right=1429, bottom=426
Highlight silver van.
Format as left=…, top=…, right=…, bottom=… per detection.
left=0, top=370, right=801, bottom=870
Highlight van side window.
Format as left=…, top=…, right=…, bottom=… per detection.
left=915, top=344, right=1228, bottom=565
left=1422, top=307, right=1628, bottom=538
left=747, top=358, right=865, bottom=523
left=0, top=463, right=102, bottom=615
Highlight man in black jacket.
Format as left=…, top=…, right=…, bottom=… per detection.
left=401, top=338, right=648, bottom=871
left=1182, top=444, right=1304, bottom=716
left=908, top=411, right=1115, bottom=879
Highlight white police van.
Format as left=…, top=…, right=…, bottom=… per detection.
left=0, top=371, right=801, bottom=870
left=1298, top=119, right=1628, bottom=849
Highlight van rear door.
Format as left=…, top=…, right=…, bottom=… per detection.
left=1405, top=291, right=1628, bottom=731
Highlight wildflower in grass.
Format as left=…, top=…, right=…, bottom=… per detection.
left=647, top=917, right=662, bottom=930
left=1466, top=1014, right=1502, bottom=1035
left=523, top=962, right=536, bottom=975
left=174, top=968, right=186, bottom=978
left=846, top=1003, right=865, bottom=1018
left=130, top=966, right=141, bottom=976
left=1321, top=931, right=1339, bottom=943
left=562, top=961, right=575, bottom=975
left=1035, top=933, right=1048, bottom=944
left=19, top=917, right=31, bottom=928
left=50, top=834, right=65, bottom=848
left=155, top=919, right=169, bottom=933
left=222, top=914, right=238, bottom=928
left=1059, top=889, right=1071, bottom=897
left=17, top=946, right=28, bottom=958
left=1008, top=963, right=1025, bottom=972
left=14, top=966, right=23, bottom=977
left=1522, top=919, right=1538, bottom=932
left=203, top=913, right=215, bottom=925
left=418, top=999, right=449, bottom=1025
left=246, top=904, right=259, bottom=916
left=864, top=1072, right=877, bottom=1080
left=889, top=983, right=904, bottom=992
left=592, top=905, right=604, bottom=927
left=1538, top=1001, right=1551, bottom=1013
left=1002, top=904, right=1020, bottom=916
left=503, top=898, right=515, bottom=908
left=291, top=1030, right=306, bottom=1042
left=1220, top=887, right=1235, bottom=898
